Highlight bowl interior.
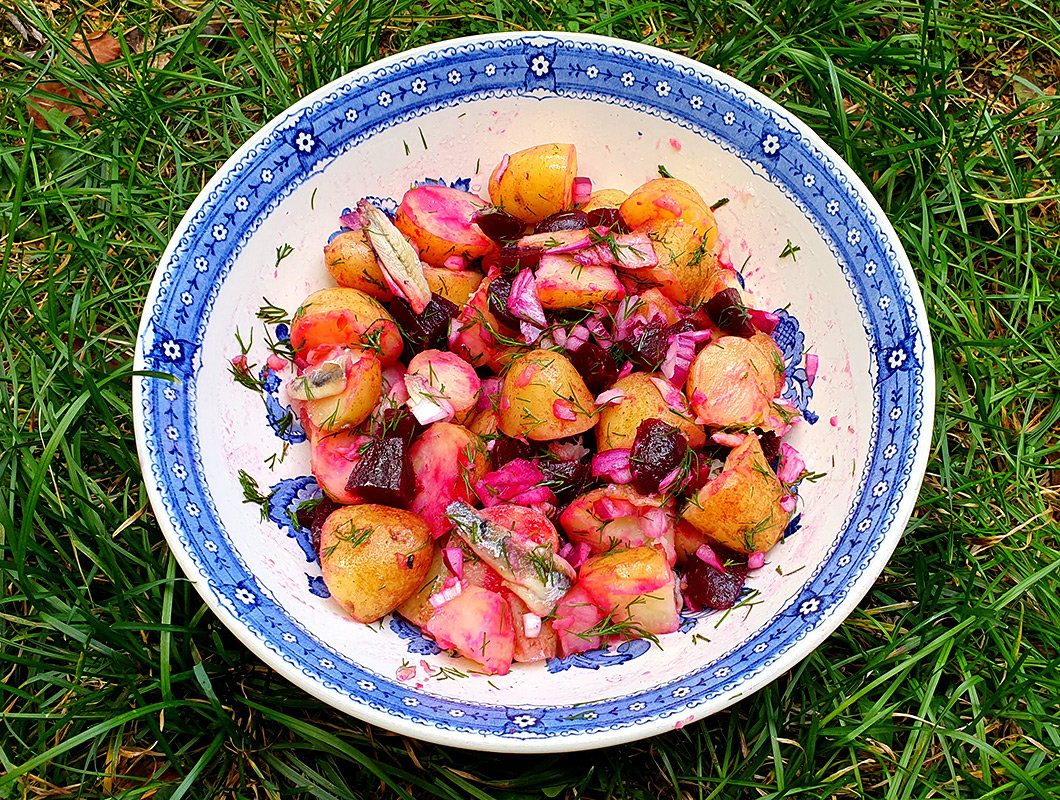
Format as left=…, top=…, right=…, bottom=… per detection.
left=135, top=33, right=931, bottom=751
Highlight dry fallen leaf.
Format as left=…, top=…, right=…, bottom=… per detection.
left=70, top=29, right=123, bottom=64
left=26, top=28, right=121, bottom=130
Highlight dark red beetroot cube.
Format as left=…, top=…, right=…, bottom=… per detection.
left=489, top=243, right=541, bottom=273
left=629, top=318, right=670, bottom=371
left=370, top=407, right=422, bottom=449
left=486, top=274, right=524, bottom=330
left=298, top=497, right=340, bottom=553
left=472, top=210, right=525, bottom=243
left=537, top=456, right=591, bottom=506
left=684, top=556, right=749, bottom=609
left=757, top=429, right=780, bottom=462
left=389, top=293, right=459, bottom=349
left=567, top=342, right=619, bottom=394
left=346, top=436, right=414, bottom=508
left=704, top=287, right=756, bottom=339
left=490, top=436, right=540, bottom=470
left=630, top=418, right=688, bottom=495
left=585, top=207, right=629, bottom=233
left=534, top=209, right=590, bottom=233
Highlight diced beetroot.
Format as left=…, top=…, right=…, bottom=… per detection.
left=345, top=436, right=414, bottom=508
left=490, top=436, right=541, bottom=470
left=704, top=288, right=756, bottom=338
left=552, top=585, right=606, bottom=657
left=389, top=293, right=459, bottom=349
left=629, top=419, right=689, bottom=495
left=628, top=318, right=670, bottom=371
left=472, top=209, right=525, bottom=243
left=486, top=273, right=523, bottom=330
left=585, top=207, right=629, bottom=232
left=537, top=456, right=590, bottom=507
left=535, top=210, right=590, bottom=233
left=369, top=406, right=422, bottom=449
left=425, top=585, right=515, bottom=675
left=299, top=497, right=340, bottom=554
left=488, top=242, right=541, bottom=273
left=567, top=342, right=619, bottom=394
left=683, top=555, right=749, bottom=609
left=757, top=429, right=780, bottom=461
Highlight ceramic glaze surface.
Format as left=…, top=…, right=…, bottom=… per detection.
left=133, top=33, right=932, bottom=751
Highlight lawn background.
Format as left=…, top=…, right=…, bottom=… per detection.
left=1, top=0, right=1059, bottom=798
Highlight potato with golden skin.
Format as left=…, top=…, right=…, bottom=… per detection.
left=489, top=143, right=577, bottom=224
left=323, top=229, right=393, bottom=301
left=579, top=188, right=629, bottom=212
left=394, top=185, right=496, bottom=267
left=620, top=177, right=719, bottom=248
left=578, top=546, right=681, bottom=635
left=681, top=435, right=790, bottom=554
left=289, top=287, right=403, bottom=366
left=686, top=334, right=785, bottom=430
left=632, top=218, right=718, bottom=306
left=498, top=349, right=597, bottom=441
left=319, top=505, right=434, bottom=623
left=395, top=548, right=452, bottom=628
left=423, top=265, right=484, bottom=306
left=596, top=372, right=706, bottom=452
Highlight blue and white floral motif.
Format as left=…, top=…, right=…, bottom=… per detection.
left=411, top=78, right=427, bottom=95
left=798, top=597, right=820, bottom=616
left=266, top=475, right=320, bottom=562
left=785, top=513, right=803, bottom=539
left=690, top=95, right=703, bottom=109
left=586, top=65, right=599, bottom=79
left=484, top=63, right=496, bottom=76
left=524, top=44, right=557, bottom=91
left=771, top=310, right=819, bottom=424
left=655, top=80, right=671, bottom=97
left=378, top=91, right=392, bottom=107
left=621, top=71, right=635, bottom=87
left=545, top=639, right=650, bottom=673
left=390, top=617, right=443, bottom=656
left=446, top=70, right=461, bottom=86
left=307, top=575, right=330, bottom=598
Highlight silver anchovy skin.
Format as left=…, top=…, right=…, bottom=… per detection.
left=445, top=501, right=574, bottom=616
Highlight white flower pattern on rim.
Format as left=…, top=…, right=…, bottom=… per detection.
left=512, top=714, right=537, bottom=728
left=235, top=588, right=256, bottom=605
left=378, top=91, right=392, bottom=107
left=234, top=196, right=249, bottom=211
left=888, top=349, right=907, bottom=369
left=621, top=72, right=635, bottom=87
left=799, top=598, right=820, bottom=615
left=411, top=78, right=427, bottom=95
left=586, top=65, right=599, bottom=78
left=530, top=55, right=550, bottom=76
left=655, top=80, right=671, bottom=97
left=295, top=131, right=315, bottom=152
left=803, top=174, right=816, bottom=187
left=162, top=340, right=182, bottom=360
left=260, top=168, right=273, bottom=183
left=690, top=95, right=703, bottom=109
left=762, top=134, right=780, bottom=155
left=447, top=70, right=462, bottom=85
left=484, top=64, right=496, bottom=76
left=872, top=481, right=889, bottom=497
left=884, top=444, right=898, bottom=459
left=211, top=224, right=227, bottom=241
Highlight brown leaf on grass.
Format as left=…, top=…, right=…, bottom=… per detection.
left=25, top=29, right=121, bottom=130
left=70, top=29, right=123, bottom=64
left=25, top=82, right=102, bottom=130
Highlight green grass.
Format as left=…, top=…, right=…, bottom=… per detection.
left=2, top=0, right=1059, bottom=797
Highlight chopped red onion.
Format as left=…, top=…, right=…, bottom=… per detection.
left=553, top=398, right=578, bottom=421
left=640, top=507, right=671, bottom=540
left=712, top=431, right=745, bottom=448
left=558, top=542, right=574, bottom=559
left=523, top=613, right=543, bottom=638
left=594, top=388, right=626, bottom=407
left=592, top=495, right=639, bottom=521
left=495, top=153, right=510, bottom=182
left=508, top=268, right=548, bottom=327
left=649, top=376, right=690, bottom=416
left=442, top=547, right=465, bottom=579
left=567, top=542, right=592, bottom=569
left=661, top=332, right=696, bottom=386
left=549, top=439, right=590, bottom=462
left=338, top=208, right=367, bottom=229
left=442, top=254, right=466, bottom=270
left=510, top=486, right=555, bottom=505
left=584, top=315, right=612, bottom=347
left=695, top=543, right=726, bottom=573
left=780, top=494, right=797, bottom=513
left=617, top=361, right=634, bottom=379
left=805, top=352, right=819, bottom=387
left=591, top=449, right=632, bottom=484
left=777, top=443, right=806, bottom=484
left=476, top=376, right=502, bottom=412
left=747, top=552, right=766, bottom=570
left=566, top=324, right=590, bottom=351
left=266, top=354, right=288, bottom=372
left=658, top=467, right=684, bottom=494
left=551, top=326, right=568, bottom=348
left=407, top=395, right=452, bottom=425
left=520, top=320, right=544, bottom=344
left=429, top=579, right=464, bottom=608
left=573, top=176, right=593, bottom=204
left=653, top=195, right=682, bottom=215
left=474, top=459, right=548, bottom=507
left=571, top=231, right=657, bottom=270
left=749, top=308, right=779, bottom=334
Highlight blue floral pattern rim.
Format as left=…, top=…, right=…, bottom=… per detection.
left=133, top=33, right=933, bottom=750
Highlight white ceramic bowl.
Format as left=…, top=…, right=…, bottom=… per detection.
left=133, top=32, right=933, bottom=752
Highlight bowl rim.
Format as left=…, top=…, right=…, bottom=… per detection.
left=133, top=30, right=935, bottom=752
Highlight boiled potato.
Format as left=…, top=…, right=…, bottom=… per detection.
left=498, top=349, right=596, bottom=440
left=596, top=372, right=706, bottom=452
left=578, top=546, right=680, bottom=635
left=423, top=265, right=484, bottom=306
left=323, top=230, right=393, bottom=301
left=620, top=177, right=718, bottom=248
left=681, top=435, right=790, bottom=554
left=319, top=504, right=434, bottom=623
left=488, top=143, right=577, bottom=224
left=302, top=348, right=382, bottom=432
left=395, top=548, right=452, bottom=628
left=289, top=287, right=403, bottom=366
left=394, top=185, right=495, bottom=267
left=686, top=334, right=784, bottom=429
left=579, top=188, right=629, bottom=212
left=639, top=218, right=718, bottom=306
